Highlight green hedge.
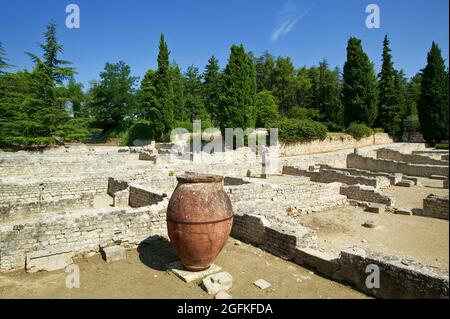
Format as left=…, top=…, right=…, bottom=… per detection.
left=435, top=143, right=449, bottom=150
left=122, top=120, right=154, bottom=146
left=269, top=118, right=328, bottom=143
left=345, top=123, right=373, bottom=140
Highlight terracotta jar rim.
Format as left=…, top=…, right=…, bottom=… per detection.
left=176, top=173, right=224, bottom=184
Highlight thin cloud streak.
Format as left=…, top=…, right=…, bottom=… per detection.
left=271, top=0, right=313, bottom=43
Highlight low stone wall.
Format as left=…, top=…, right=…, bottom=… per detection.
left=0, top=193, right=94, bottom=221
left=377, top=148, right=448, bottom=166
left=323, top=166, right=401, bottom=186
left=283, top=166, right=390, bottom=189
left=107, top=177, right=129, bottom=197
left=422, top=195, right=449, bottom=220
left=335, top=247, right=449, bottom=299
left=340, top=185, right=393, bottom=206
left=347, top=154, right=449, bottom=178
left=0, top=176, right=107, bottom=204
left=278, top=133, right=393, bottom=157
left=0, top=201, right=167, bottom=272
left=231, top=213, right=316, bottom=259
left=128, top=185, right=168, bottom=208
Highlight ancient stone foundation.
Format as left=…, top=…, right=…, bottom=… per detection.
left=422, top=195, right=449, bottom=220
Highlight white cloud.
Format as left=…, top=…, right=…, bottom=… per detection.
left=271, top=0, right=311, bottom=43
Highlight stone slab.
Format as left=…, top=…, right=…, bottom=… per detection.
left=26, top=248, right=73, bottom=273
left=202, top=271, right=233, bottom=294
left=254, top=279, right=272, bottom=290
left=167, top=261, right=222, bottom=283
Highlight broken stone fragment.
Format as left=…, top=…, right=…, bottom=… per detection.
left=101, top=245, right=126, bottom=263
left=202, top=272, right=233, bottom=295
left=26, top=249, right=73, bottom=273
left=254, top=279, right=271, bottom=290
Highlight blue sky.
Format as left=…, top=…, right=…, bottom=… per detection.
left=0, top=0, right=448, bottom=88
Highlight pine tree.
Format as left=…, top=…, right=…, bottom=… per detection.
left=342, top=37, right=378, bottom=127
left=219, top=44, right=257, bottom=131
left=184, top=65, right=207, bottom=123
left=203, top=56, right=222, bottom=124
left=170, top=63, right=186, bottom=122
left=0, top=42, right=13, bottom=74
left=255, top=51, right=275, bottom=92
left=417, top=42, right=449, bottom=144
left=138, top=69, right=157, bottom=119
left=272, top=56, right=297, bottom=115
left=375, top=35, right=404, bottom=137
left=311, top=60, right=342, bottom=127
left=148, top=33, right=174, bottom=140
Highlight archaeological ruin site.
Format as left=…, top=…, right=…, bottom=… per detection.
left=0, top=133, right=448, bottom=299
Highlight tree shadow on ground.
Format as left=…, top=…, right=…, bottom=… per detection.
left=137, top=236, right=179, bottom=271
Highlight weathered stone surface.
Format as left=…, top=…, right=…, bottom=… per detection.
left=362, top=220, right=378, bottom=228
left=396, top=180, right=414, bottom=188
left=335, top=246, right=449, bottom=299
left=393, top=207, right=412, bottom=216
left=215, top=291, right=232, bottom=299
left=422, top=194, right=449, bottom=220
left=294, top=248, right=340, bottom=277
left=202, top=272, right=233, bottom=294
left=167, top=261, right=222, bottom=283
left=340, top=185, right=392, bottom=206
left=26, top=249, right=73, bottom=273
left=364, top=204, right=385, bottom=214
left=254, top=279, right=271, bottom=290
left=102, top=245, right=126, bottom=263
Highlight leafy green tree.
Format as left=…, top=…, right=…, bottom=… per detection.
left=295, top=67, right=313, bottom=108
left=203, top=56, right=222, bottom=124
left=342, top=37, right=378, bottom=127
left=417, top=42, right=449, bottom=144
left=148, top=33, right=174, bottom=140
left=219, top=44, right=257, bottom=130
left=184, top=65, right=207, bottom=122
left=375, top=35, right=404, bottom=137
left=89, top=61, right=138, bottom=130
left=138, top=69, right=157, bottom=119
left=255, top=90, right=279, bottom=128
left=66, top=81, right=85, bottom=117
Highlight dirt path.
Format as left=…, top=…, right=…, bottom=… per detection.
left=299, top=206, right=449, bottom=271
left=0, top=239, right=368, bottom=299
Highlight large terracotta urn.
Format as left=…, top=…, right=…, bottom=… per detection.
left=167, top=173, right=233, bottom=271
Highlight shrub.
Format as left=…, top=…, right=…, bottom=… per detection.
left=269, top=118, right=328, bottom=143
left=435, top=143, right=449, bottom=150
left=288, top=106, right=321, bottom=122
left=324, top=121, right=344, bottom=133
left=345, top=123, right=373, bottom=140
left=122, top=120, right=154, bottom=146
left=373, top=128, right=385, bottom=133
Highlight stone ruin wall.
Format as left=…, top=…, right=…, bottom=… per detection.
left=0, top=201, right=168, bottom=272
left=347, top=154, right=449, bottom=178
left=422, top=195, right=449, bottom=220
left=377, top=148, right=449, bottom=166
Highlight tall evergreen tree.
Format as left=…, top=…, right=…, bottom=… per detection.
left=219, top=44, right=257, bottom=131
left=138, top=69, right=157, bottom=119
left=0, top=42, right=13, bottom=74
left=417, top=42, right=449, bottom=144
left=171, top=63, right=187, bottom=122
left=272, top=56, right=297, bottom=115
left=148, top=33, right=174, bottom=140
left=203, top=56, right=222, bottom=124
left=375, top=35, right=404, bottom=136
left=342, top=37, right=378, bottom=127
left=184, top=65, right=207, bottom=122
left=255, top=51, right=275, bottom=92
left=311, top=60, right=342, bottom=126
left=26, top=21, right=74, bottom=84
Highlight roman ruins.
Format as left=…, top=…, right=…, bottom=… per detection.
left=0, top=132, right=448, bottom=298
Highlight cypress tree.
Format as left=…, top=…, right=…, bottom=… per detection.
left=376, top=35, right=403, bottom=137
left=203, top=56, right=222, bottom=125
left=342, top=37, right=378, bottom=127
left=417, top=42, right=449, bottom=144
left=0, top=42, right=13, bottom=74
left=148, top=33, right=174, bottom=140
left=219, top=44, right=257, bottom=131
left=184, top=65, right=207, bottom=123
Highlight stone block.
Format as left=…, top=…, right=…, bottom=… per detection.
left=202, top=272, right=233, bottom=295
left=396, top=180, right=414, bottom=187
left=215, top=291, right=232, bottom=299
left=254, top=279, right=271, bottom=290
left=365, top=204, right=384, bottom=214
left=393, top=207, right=412, bottom=216
left=102, top=245, right=126, bottom=263
left=167, top=261, right=222, bottom=283
left=294, top=248, right=340, bottom=278
left=26, top=249, right=73, bottom=273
